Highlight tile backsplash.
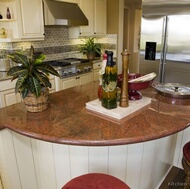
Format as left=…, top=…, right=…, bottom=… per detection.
left=0, top=26, right=117, bottom=61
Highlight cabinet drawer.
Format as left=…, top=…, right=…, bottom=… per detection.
left=93, top=61, right=102, bottom=70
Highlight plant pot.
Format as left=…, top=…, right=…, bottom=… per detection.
left=23, top=88, right=49, bottom=112
left=87, top=53, right=95, bottom=60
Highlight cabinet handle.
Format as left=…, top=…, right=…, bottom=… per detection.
left=79, top=32, right=81, bottom=35
left=98, top=64, right=100, bottom=66
left=94, top=32, right=96, bottom=34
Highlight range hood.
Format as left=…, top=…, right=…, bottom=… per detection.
left=43, top=0, right=88, bottom=26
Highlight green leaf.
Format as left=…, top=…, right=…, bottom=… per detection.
left=32, top=69, right=51, bottom=88
left=33, top=54, right=46, bottom=65
left=21, top=88, right=29, bottom=99
left=7, top=52, right=28, bottom=66
left=29, top=77, right=41, bottom=97
left=36, top=63, right=60, bottom=77
left=7, top=66, right=28, bottom=79
left=15, top=75, right=27, bottom=93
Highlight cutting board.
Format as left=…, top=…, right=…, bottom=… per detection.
left=86, top=97, right=152, bottom=120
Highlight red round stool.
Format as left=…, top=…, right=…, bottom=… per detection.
left=182, top=141, right=190, bottom=189
left=62, top=173, right=130, bottom=189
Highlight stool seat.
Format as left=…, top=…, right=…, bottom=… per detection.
left=183, top=141, right=190, bottom=163
left=182, top=141, right=190, bottom=189
left=62, top=173, right=130, bottom=189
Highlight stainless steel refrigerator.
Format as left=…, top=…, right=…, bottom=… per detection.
left=139, top=14, right=190, bottom=84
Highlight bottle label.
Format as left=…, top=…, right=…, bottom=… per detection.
left=102, top=81, right=117, bottom=92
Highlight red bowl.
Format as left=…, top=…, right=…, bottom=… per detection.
left=117, top=73, right=154, bottom=91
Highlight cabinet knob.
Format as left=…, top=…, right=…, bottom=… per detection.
left=94, top=32, right=96, bottom=34
left=79, top=32, right=81, bottom=35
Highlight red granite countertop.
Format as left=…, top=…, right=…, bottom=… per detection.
left=0, top=81, right=190, bottom=146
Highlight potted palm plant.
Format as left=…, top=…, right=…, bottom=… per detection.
left=7, top=45, right=60, bottom=112
left=79, top=37, right=102, bottom=60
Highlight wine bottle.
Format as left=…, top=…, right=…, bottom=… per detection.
left=101, top=51, right=117, bottom=109
left=0, top=12, right=3, bottom=19
left=6, top=7, right=11, bottom=19
left=98, top=51, right=108, bottom=101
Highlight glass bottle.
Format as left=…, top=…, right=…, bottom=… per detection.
left=101, top=51, right=117, bottom=109
left=6, top=7, right=11, bottom=19
left=98, top=52, right=107, bottom=101
left=0, top=12, right=3, bottom=19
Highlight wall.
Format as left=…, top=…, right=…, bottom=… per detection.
left=0, top=26, right=117, bottom=61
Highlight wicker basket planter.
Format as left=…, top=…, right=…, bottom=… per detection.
left=23, top=88, right=49, bottom=112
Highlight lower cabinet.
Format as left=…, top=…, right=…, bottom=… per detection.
left=93, top=60, right=102, bottom=81
left=0, top=79, right=21, bottom=108
left=0, top=88, right=22, bottom=108
left=60, top=72, right=93, bottom=90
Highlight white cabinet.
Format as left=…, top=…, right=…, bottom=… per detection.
left=49, top=75, right=56, bottom=93
left=79, top=0, right=107, bottom=36
left=0, top=0, right=44, bottom=42
left=69, top=0, right=107, bottom=37
left=0, top=79, right=22, bottom=108
left=93, top=60, right=102, bottom=81
left=60, top=72, right=93, bottom=90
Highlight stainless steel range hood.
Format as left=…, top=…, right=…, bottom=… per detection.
left=43, top=0, right=88, bottom=26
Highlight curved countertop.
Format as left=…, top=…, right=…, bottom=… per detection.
left=0, top=81, right=190, bottom=146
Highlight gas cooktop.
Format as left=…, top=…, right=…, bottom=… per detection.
left=45, top=58, right=90, bottom=67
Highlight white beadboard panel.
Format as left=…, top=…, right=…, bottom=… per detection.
left=12, top=132, right=38, bottom=189
left=139, top=140, right=157, bottom=189
left=1, top=130, right=21, bottom=189
left=31, top=139, right=45, bottom=189
left=154, top=135, right=178, bottom=189
left=108, top=145, right=128, bottom=182
left=88, top=146, right=109, bottom=173
left=52, top=144, right=71, bottom=188
left=0, top=129, right=187, bottom=189
left=38, top=141, right=57, bottom=189
left=174, top=127, right=190, bottom=168
left=0, top=132, right=7, bottom=189
left=126, top=143, right=144, bottom=189
left=153, top=138, right=166, bottom=188
left=69, top=146, right=89, bottom=179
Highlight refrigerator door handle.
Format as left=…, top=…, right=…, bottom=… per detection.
left=159, top=16, right=168, bottom=83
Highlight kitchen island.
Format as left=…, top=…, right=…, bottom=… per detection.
left=0, top=81, right=190, bottom=189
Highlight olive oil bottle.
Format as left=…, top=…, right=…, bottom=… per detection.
left=101, top=51, right=117, bottom=109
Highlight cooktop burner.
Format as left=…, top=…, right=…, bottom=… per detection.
left=45, top=58, right=90, bottom=67
left=63, top=58, right=90, bottom=64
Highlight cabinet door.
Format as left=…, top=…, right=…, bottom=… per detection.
left=79, top=0, right=94, bottom=36
left=0, top=89, right=22, bottom=107
left=94, top=0, right=107, bottom=35
left=79, top=73, right=93, bottom=85
left=18, top=0, right=44, bottom=40
left=93, top=69, right=101, bottom=81
left=61, top=77, right=77, bottom=90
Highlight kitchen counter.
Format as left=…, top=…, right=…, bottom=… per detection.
left=0, top=71, right=11, bottom=81
left=0, top=81, right=189, bottom=146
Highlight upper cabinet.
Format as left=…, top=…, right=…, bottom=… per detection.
left=79, top=0, right=107, bottom=36
left=0, top=0, right=44, bottom=42
left=69, top=0, right=107, bottom=38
